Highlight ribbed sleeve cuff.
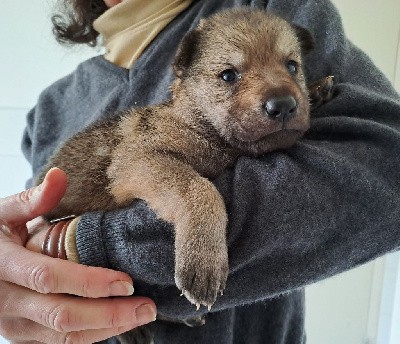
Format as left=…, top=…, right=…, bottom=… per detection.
left=75, top=212, right=111, bottom=268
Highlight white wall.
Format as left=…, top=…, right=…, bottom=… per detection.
left=377, top=254, right=400, bottom=344
left=332, top=0, right=400, bottom=83
left=0, top=0, right=399, bottom=343
left=0, top=1, right=98, bottom=199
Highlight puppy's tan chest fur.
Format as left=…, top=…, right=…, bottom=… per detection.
left=114, top=106, right=237, bottom=180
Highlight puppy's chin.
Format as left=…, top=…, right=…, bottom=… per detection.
left=228, top=128, right=306, bottom=156
left=231, top=123, right=283, bottom=143
left=229, top=118, right=309, bottom=143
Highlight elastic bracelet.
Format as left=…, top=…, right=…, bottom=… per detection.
left=41, top=216, right=76, bottom=259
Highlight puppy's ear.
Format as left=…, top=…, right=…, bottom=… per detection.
left=173, top=29, right=201, bottom=78
left=292, top=25, right=315, bottom=55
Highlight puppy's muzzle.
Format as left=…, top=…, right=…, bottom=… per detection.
left=264, top=95, right=297, bottom=122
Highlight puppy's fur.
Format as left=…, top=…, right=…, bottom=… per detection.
left=39, top=8, right=315, bottom=314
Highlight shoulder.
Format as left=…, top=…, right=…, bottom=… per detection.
left=37, top=56, right=128, bottom=102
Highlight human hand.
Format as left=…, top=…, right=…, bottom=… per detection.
left=0, top=168, right=156, bottom=343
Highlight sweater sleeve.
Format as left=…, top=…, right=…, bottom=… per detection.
left=75, top=0, right=400, bottom=320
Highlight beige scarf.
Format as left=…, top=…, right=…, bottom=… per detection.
left=93, top=0, right=193, bottom=68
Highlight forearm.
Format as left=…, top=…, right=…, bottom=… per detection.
left=74, top=112, right=400, bottom=319
left=75, top=45, right=400, bottom=318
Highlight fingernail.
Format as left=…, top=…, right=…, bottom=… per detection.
left=136, top=304, right=157, bottom=324
left=110, top=281, right=134, bottom=296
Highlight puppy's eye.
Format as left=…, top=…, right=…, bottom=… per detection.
left=286, top=60, right=298, bottom=75
left=220, top=69, right=240, bottom=82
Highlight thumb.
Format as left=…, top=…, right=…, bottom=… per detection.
left=0, top=168, right=67, bottom=226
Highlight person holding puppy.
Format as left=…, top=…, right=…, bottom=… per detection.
left=1, top=0, right=400, bottom=343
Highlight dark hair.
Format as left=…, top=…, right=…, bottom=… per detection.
left=51, top=0, right=108, bottom=46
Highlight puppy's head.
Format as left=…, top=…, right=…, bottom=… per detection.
left=172, top=8, right=313, bottom=155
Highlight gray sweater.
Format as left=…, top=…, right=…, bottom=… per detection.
left=22, top=0, right=400, bottom=343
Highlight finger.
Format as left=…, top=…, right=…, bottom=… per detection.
left=67, top=324, right=138, bottom=344
left=1, top=317, right=138, bottom=344
left=0, top=317, right=55, bottom=342
left=4, top=284, right=156, bottom=333
left=30, top=296, right=156, bottom=333
left=25, top=218, right=50, bottom=253
left=0, top=168, right=67, bottom=226
left=0, top=249, right=134, bottom=297
left=27, top=216, right=49, bottom=236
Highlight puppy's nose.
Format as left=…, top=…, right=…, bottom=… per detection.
left=264, top=96, right=297, bottom=121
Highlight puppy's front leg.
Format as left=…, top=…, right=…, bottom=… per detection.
left=108, top=154, right=228, bottom=308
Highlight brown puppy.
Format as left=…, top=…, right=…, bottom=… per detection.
left=38, top=8, right=315, bottom=311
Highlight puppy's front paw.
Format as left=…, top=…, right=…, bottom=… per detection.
left=175, top=244, right=228, bottom=309
left=309, top=75, right=335, bottom=110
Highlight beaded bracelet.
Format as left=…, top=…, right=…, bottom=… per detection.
left=41, top=216, right=76, bottom=259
